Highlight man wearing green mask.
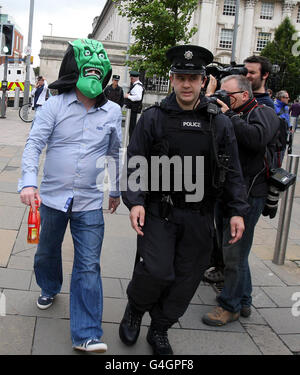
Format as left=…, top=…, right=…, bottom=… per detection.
left=18, top=39, right=122, bottom=353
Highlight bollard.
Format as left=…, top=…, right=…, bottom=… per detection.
left=273, top=154, right=300, bottom=265
left=13, top=87, right=21, bottom=109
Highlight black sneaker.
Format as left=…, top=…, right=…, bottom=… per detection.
left=147, top=326, right=173, bottom=355
left=240, top=305, right=251, bottom=318
left=37, top=295, right=54, bottom=310
left=119, top=303, right=143, bottom=346
left=203, top=267, right=224, bottom=283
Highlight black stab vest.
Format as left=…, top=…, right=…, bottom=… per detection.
left=149, top=108, right=216, bottom=202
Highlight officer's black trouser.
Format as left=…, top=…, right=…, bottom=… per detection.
left=129, top=111, right=138, bottom=140
left=127, top=202, right=214, bottom=329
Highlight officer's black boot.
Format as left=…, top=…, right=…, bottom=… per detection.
left=119, top=303, right=144, bottom=346
left=146, top=325, right=173, bottom=355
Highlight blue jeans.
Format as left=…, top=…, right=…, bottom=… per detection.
left=217, top=196, right=266, bottom=313
left=34, top=203, right=105, bottom=345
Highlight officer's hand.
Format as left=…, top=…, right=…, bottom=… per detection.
left=20, top=187, right=41, bottom=213
left=205, top=75, right=217, bottom=96
left=216, top=99, right=230, bottom=113
left=130, top=205, right=145, bottom=236
left=108, top=196, right=120, bottom=214
left=229, top=216, right=244, bottom=244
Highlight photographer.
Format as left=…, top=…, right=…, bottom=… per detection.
left=244, top=55, right=275, bottom=109
left=202, top=75, right=280, bottom=326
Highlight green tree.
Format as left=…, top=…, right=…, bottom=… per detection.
left=261, top=17, right=300, bottom=100
left=112, top=0, right=198, bottom=77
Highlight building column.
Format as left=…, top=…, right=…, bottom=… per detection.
left=282, top=0, right=297, bottom=20
left=239, top=0, right=257, bottom=62
left=197, top=0, right=217, bottom=51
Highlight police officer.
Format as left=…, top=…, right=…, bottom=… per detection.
left=124, top=71, right=144, bottom=139
left=104, top=74, right=124, bottom=107
left=119, top=45, right=249, bottom=355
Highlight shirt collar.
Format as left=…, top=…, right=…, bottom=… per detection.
left=64, top=89, right=109, bottom=112
left=65, top=89, right=79, bottom=106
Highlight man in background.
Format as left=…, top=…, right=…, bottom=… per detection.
left=274, top=90, right=291, bottom=129
left=124, top=71, right=144, bottom=139
left=289, top=99, right=300, bottom=133
left=31, top=76, right=49, bottom=111
left=104, top=74, right=124, bottom=107
left=244, top=55, right=274, bottom=109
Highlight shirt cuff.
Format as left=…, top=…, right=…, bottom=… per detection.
left=19, top=173, right=38, bottom=191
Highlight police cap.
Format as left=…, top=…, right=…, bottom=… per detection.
left=112, top=74, right=120, bottom=80
left=166, top=45, right=213, bottom=75
left=129, top=71, right=140, bottom=77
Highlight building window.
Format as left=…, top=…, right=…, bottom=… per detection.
left=223, top=0, right=236, bottom=16
left=260, top=2, right=274, bottom=20
left=256, top=32, right=271, bottom=51
left=297, top=6, right=300, bottom=23
left=219, top=28, right=233, bottom=49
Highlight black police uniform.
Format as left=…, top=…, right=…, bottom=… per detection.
left=120, top=45, right=249, bottom=353
left=124, top=71, right=145, bottom=139
left=104, top=75, right=124, bottom=107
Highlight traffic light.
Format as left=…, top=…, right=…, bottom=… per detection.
left=0, top=24, right=14, bottom=56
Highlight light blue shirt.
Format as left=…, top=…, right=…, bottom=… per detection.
left=18, top=90, right=122, bottom=212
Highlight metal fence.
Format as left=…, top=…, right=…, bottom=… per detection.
left=144, top=76, right=169, bottom=93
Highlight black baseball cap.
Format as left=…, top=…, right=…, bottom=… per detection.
left=166, top=45, right=213, bottom=75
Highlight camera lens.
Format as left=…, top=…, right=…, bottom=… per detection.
left=262, top=185, right=280, bottom=219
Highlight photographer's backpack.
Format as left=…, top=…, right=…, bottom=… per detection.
left=265, top=110, right=289, bottom=173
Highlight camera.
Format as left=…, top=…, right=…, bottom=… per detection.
left=204, top=62, right=248, bottom=110
left=206, top=89, right=231, bottom=109
left=206, top=63, right=248, bottom=86
left=262, top=168, right=296, bottom=219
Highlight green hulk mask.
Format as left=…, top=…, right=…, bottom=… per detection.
left=71, top=39, right=111, bottom=98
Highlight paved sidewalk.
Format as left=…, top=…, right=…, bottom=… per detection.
left=0, top=108, right=299, bottom=356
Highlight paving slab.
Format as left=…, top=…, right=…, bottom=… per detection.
left=32, top=317, right=75, bottom=355
left=249, top=253, right=286, bottom=287
left=264, top=260, right=300, bottom=286
left=0, top=268, right=32, bottom=290
left=0, top=315, right=36, bottom=355
left=258, top=308, right=300, bottom=334
left=193, top=284, right=218, bottom=305
left=4, top=289, right=69, bottom=319
left=0, top=229, right=18, bottom=267
left=101, top=236, right=136, bottom=279
left=169, top=328, right=261, bottom=355
left=239, top=307, right=267, bottom=325
left=8, top=254, right=35, bottom=271
left=251, top=286, right=277, bottom=308
left=243, top=324, right=292, bottom=355
left=0, top=205, right=26, bottom=230
left=0, top=181, right=20, bottom=193
left=262, top=286, right=300, bottom=307
left=279, top=334, right=300, bottom=353
left=0, top=191, right=24, bottom=207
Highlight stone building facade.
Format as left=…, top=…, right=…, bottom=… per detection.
left=91, top=0, right=300, bottom=65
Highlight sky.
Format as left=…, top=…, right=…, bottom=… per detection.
left=0, top=0, right=107, bottom=67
